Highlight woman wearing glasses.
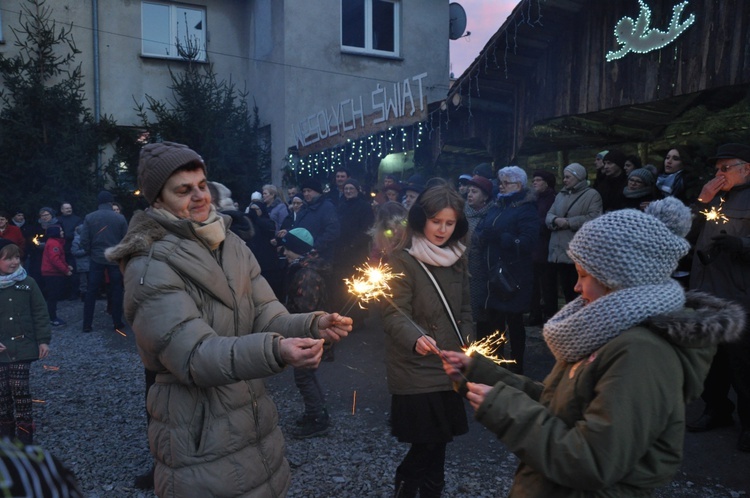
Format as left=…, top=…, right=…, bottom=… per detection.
left=474, top=166, right=539, bottom=374
left=622, top=168, right=657, bottom=210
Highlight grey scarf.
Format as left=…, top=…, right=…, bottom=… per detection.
left=542, top=281, right=685, bottom=363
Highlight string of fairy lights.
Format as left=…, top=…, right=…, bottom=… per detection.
left=288, top=122, right=427, bottom=178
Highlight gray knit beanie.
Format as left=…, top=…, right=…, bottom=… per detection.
left=628, top=168, right=655, bottom=186
left=567, top=197, right=691, bottom=290
left=138, top=142, right=205, bottom=204
left=564, top=163, right=587, bottom=182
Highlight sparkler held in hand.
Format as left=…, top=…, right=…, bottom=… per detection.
left=341, top=262, right=401, bottom=315
left=700, top=197, right=729, bottom=224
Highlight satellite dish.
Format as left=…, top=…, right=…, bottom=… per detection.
left=449, top=3, right=467, bottom=40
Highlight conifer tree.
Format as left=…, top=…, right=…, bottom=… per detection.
left=0, top=0, right=115, bottom=213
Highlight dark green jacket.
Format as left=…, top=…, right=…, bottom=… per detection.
left=0, top=276, right=51, bottom=363
left=462, top=291, right=744, bottom=497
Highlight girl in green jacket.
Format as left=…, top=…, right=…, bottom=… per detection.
left=0, top=240, right=51, bottom=444
left=442, top=197, right=745, bottom=497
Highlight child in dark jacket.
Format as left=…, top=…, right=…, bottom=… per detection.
left=40, top=225, right=72, bottom=326
left=279, top=228, right=331, bottom=439
left=0, top=240, right=51, bottom=444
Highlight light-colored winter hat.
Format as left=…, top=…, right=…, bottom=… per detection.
left=564, top=163, right=587, bottom=182
left=138, top=142, right=205, bottom=204
left=567, top=197, right=691, bottom=290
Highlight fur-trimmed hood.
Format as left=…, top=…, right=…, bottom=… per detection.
left=646, top=290, right=746, bottom=401
left=647, top=290, right=745, bottom=347
left=105, top=209, right=234, bottom=269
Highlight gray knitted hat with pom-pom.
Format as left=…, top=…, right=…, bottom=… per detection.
left=567, top=197, right=691, bottom=290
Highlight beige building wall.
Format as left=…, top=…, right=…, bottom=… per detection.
left=1, top=0, right=450, bottom=187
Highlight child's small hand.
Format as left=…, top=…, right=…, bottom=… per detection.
left=38, top=344, right=50, bottom=359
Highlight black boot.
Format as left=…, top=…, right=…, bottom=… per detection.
left=393, top=473, right=419, bottom=498
left=134, top=465, right=155, bottom=490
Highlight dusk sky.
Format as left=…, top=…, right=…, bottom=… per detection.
left=450, top=0, right=518, bottom=77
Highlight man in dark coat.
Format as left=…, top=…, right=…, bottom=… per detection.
left=528, top=170, right=557, bottom=325
left=79, top=191, right=128, bottom=332
left=688, top=142, right=750, bottom=452
left=296, top=179, right=340, bottom=262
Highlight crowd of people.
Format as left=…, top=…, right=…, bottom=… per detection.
left=1, top=141, right=749, bottom=497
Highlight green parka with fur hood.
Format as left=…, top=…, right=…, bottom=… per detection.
left=107, top=210, right=325, bottom=498
left=460, top=291, right=745, bottom=497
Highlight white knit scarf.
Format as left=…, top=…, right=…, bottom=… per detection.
left=408, top=235, right=466, bottom=267
left=151, top=205, right=226, bottom=250
left=542, top=280, right=685, bottom=363
left=0, top=267, right=27, bottom=289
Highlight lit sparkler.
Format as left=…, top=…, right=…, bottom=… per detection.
left=32, top=234, right=41, bottom=246
left=463, top=330, right=515, bottom=366
left=341, top=262, right=401, bottom=315
left=700, top=198, right=729, bottom=224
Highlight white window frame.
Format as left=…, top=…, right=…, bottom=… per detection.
left=141, top=2, right=206, bottom=61
left=341, top=0, right=401, bottom=58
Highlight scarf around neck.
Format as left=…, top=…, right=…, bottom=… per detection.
left=408, top=235, right=465, bottom=267
left=656, top=170, right=682, bottom=195
left=151, top=205, right=226, bottom=250
left=0, top=267, right=28, bottom=289
left=542, top=280, right=685, bottom=363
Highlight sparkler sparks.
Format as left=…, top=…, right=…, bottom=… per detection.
left=463, top=330, right=515, bottom=366
left=700, top=199, right=729, bottom=224
left=32, top=234, right=41, bottom=246
left=341, top=262, right=402, bottom=314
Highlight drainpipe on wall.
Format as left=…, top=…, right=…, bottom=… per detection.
left=92, top=0, right=102, bottom=178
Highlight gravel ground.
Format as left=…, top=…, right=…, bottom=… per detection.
left=28, top=299, right=748, bottom=497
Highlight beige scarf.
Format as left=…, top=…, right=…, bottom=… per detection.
left=408, top=235, right=465, bottom=267
left=151, top=205, right=226, bottom=250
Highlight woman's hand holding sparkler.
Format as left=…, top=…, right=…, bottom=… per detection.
left=415, top=335, right=440, bottom=356
left=317, top=313, right=353, bottom=343
left=279, top=337, right=324, bottom=368
left=440, top=350, right=471, bottom=381
left=698, top=176, right=726, bottom=203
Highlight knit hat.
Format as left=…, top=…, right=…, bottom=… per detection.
left=403, top=174, right=425, bottom=194
left=564, top=163, right=587, bottom=182
left=301, top=178, right=323, bottom=194
left=281, top=227, right=314, bottom=256
left=46, top=225, right=63, bottom=238
left=628, top=168, right=655, bottom=186
left=466, top=175, right=493, bottom=197
left=473, top=163, right=494, bottom=179
left=567, top=197, right=691, bottom=290
left=209, top=182, right=236, bottom=211
left=596, top=150, right=609, bottom=160
left=39, top=207, right=56, bottom=217
left=344, top=179, right=361, bottom=191
left=458, top=174, right=473, bottom=184
left=532, top=170, right=557, bottom=189
left=250, top=191, right=262, bottom=201
left=138, top=141, right=205, bottom=204
left=0, top=239, right=15, bottom=252
left=97, top=190, right=114, bottom=205
left=603, top=150, right=627, bottom=168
